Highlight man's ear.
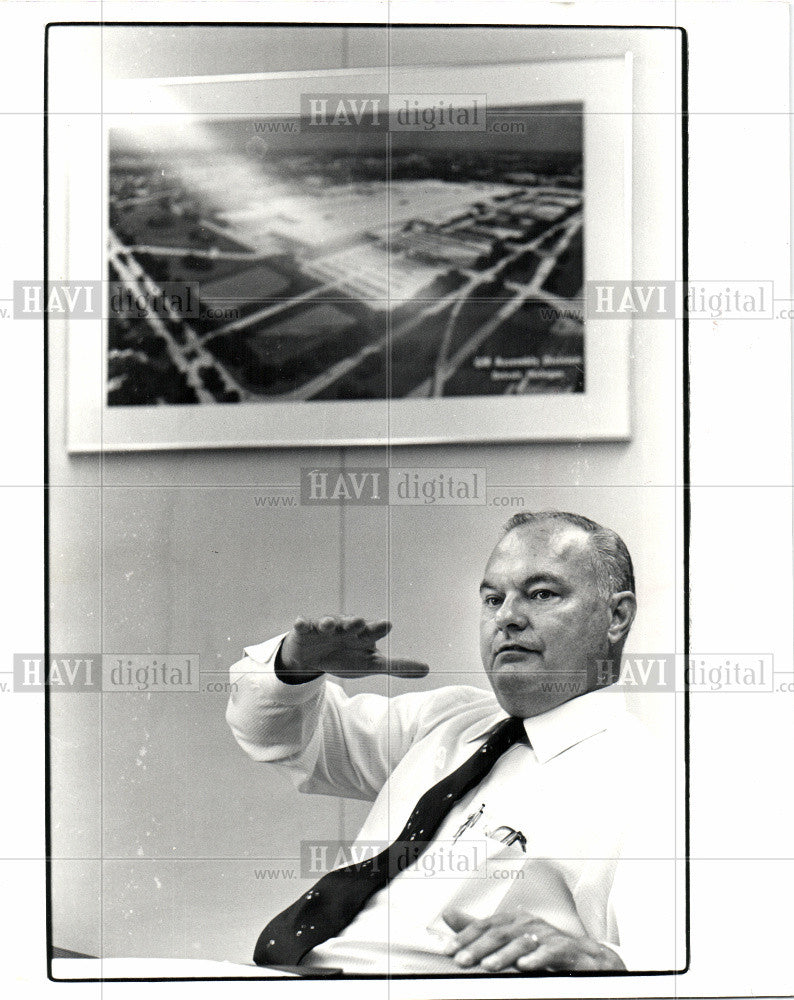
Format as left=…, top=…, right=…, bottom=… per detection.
left=607, top=591, right=637, bottom=645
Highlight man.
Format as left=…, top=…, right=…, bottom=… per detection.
left=226, top=511, right=678, bottom=974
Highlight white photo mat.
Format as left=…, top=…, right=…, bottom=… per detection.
left=52, top=50, right=633, bottom=450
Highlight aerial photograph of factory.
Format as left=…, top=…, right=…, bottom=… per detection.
left=106, top=102, right=584, bottom=405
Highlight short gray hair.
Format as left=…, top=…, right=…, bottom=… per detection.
left=502, top=511, right=635, bottom=599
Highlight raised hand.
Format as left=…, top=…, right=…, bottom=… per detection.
left=277, top=616, right=430, bottom=682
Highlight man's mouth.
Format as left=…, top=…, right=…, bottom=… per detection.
left=494, top=643, right=540, bottom=658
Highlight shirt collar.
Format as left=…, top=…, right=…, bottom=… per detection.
left=466, top=685, right=627, bottom=764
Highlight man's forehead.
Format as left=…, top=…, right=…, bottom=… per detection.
left=486, top=521, right=595, bottom=571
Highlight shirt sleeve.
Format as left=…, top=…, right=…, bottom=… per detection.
left=225, top=634, right=440, bottom=803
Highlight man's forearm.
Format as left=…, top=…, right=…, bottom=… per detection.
left=226, top=631, right=435, bottom=800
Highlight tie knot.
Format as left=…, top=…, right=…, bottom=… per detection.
left=492, top=715, right=528, bottom=748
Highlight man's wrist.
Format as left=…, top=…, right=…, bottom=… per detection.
left=274, top=642, right=323, bottom=685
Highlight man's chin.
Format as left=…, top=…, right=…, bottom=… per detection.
left=488, top=670, right=589, bottom=718
left=487, top=656, right=545, bottom=685
left=489, top=679, right=543, bottom=719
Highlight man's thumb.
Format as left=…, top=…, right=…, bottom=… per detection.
left=385, top=657, right=430, bottom=679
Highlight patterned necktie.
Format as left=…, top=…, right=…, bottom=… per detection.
left=254, top=715, right=528, bottom=966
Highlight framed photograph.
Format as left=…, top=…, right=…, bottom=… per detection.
left=54, top=54, right=632, bottom=449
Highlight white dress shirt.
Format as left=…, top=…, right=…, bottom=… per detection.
left=227, top=635, right=681, bottom=974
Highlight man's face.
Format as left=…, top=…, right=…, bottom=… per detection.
left=479, top=522, right=614, bottom=718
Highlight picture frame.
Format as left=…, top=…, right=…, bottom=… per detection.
left=51, top=49, right=633, bottom=450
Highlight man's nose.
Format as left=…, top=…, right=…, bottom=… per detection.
left=494, top=595, right=529, bottom=631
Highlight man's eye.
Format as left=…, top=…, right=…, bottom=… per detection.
left=531, top=589, right=556, bottom=601
left=483, top=594, right=503, bottom=607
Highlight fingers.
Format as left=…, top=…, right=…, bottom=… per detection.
left=479, top=933, right=542, bottom=972
left=294, top=616, right=390, bottom=637
left=442, top=911, right=511, bottom=955
left=332, top=654, right=428, bottom=680
left=449, top=925, right=517, bottom=967
left=381, top=657, right=430, bottom=679
left=439, top=907, right=614, bottom=973
left=330, top=616, right=369, bottom=634
left=289, top=618, right=426, bottom=680
left=515, top=938, right=596, bottom=972
left=441, top=910, right=584, bottom=972
left=362, top=620, right=392, bottom=641
left=441, top=905, right=476, bottom=934
left=515, top=942, right=559, bottom=971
